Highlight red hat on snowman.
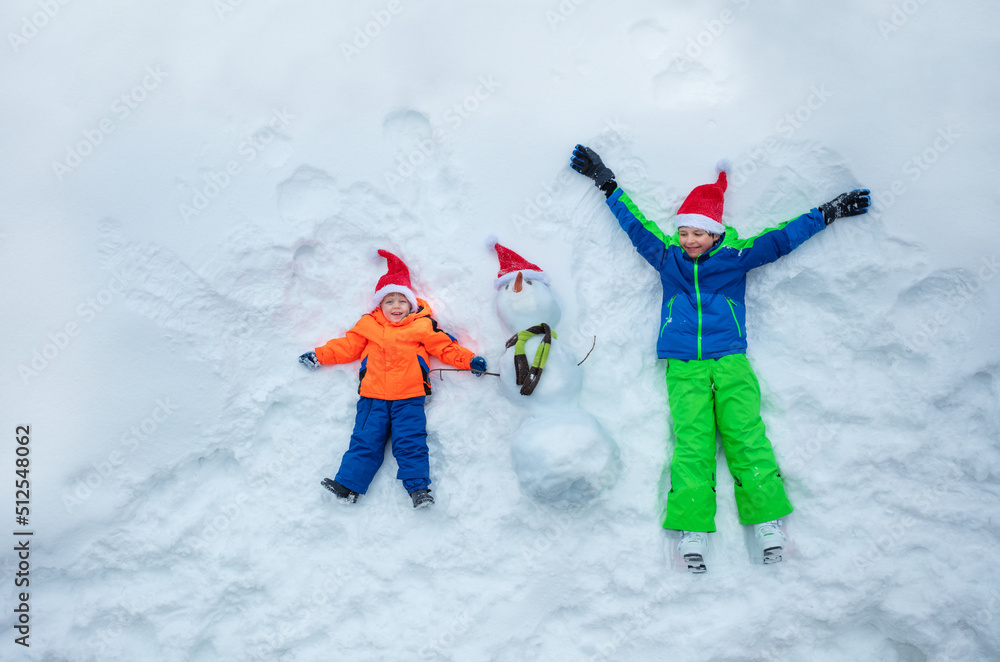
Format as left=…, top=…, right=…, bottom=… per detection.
left=490, top=239, right=551, bottom=290
left=674, top=160, right=731, bottom=235
left=372, top=249, right=419, bottom=311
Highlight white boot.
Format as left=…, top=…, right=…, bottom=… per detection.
left=677, top=531, right=708, bottom=574
left=753, top=519, right=786, bottom=564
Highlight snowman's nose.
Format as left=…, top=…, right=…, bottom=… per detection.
left=514, top=271, right=523, bottom=293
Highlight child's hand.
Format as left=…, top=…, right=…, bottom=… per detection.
left=470, top=356, right=487, bottom=377
left=299, top=351, right=320, bottom=370
left=571, top=145, right=615, bottom=188
left=819, top=189, right=871, bottom=225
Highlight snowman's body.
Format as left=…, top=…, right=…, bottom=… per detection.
left=497, top=337, right=582, bottom=409
left=495, top=271, right=620, bottom=507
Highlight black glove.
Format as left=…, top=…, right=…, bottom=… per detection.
left=299, top=351, right=319, bottom=370
left=571, top=144, right=616, bottom=195
left=819, top=189, right=871, bottom=225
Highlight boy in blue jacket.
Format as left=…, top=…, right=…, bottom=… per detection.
left=571, top=144, right=869, bottom=572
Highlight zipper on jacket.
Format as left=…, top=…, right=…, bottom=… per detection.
left=660, top=295, right=678, bottom=338
left=725, top=297, right=742, bottom=338
left=694, top=258, right=703, bottom=360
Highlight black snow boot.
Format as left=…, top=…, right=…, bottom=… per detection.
left=409, top=489, right=434, bottom=509
left=322, top=478, right=359, bottom=503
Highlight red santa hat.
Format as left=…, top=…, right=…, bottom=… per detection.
left=488, top=238, right=550, bottom=290
left=675, top=160, right=731, bottom=235
left=371, top=249, right=419, bottom=311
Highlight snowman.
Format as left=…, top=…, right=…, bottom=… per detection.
left=490, top=241, right=621, bottom=507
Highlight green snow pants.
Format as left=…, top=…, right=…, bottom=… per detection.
left=662, top=354, right=792, bottom=532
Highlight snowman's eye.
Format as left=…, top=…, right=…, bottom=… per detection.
left=525, top=280, right=533, bottom=285
left=504, top=284, right=509, bottom=290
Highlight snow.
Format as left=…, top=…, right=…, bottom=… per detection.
left=3, top=0, right=1000, bottom=660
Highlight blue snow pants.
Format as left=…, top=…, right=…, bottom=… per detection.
left=334, top=396, right=431, bottom=494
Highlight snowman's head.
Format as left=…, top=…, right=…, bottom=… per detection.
left=496, top=271, right=562, bottom=335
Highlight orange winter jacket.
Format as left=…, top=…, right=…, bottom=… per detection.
left=314, top=299, right=476, bottom=400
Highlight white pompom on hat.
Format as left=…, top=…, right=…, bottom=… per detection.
left=674, top=160, right=730, bottom=235
left=371, top=249, right=419, bottom=311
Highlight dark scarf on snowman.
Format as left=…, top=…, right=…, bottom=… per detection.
left=505, top=323, right=556, bottom=396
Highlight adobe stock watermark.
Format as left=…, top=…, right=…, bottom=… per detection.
left=669, top=0, right=753, bottom=70
left=855, top=462, right=964, bottom=572
left=517, top=504, right=573, bottom=569
left=868, top=126, right=959, bottom=222
left=7, top=0, right=72, bottom=53
left=778, top=419, right=840, bottom=479
left=178, top=107, right=295, bottom=221
left=939, top=589, right=1000, bottom=662
left=562, top=292, right=620, bottom=357
left=878, top=0, right=933, bottom=40
left=419, top=611, right=476, bottom=660
left=248, top=556, right=386, bottom=660
left=511, top=117, right=624, bottom=235
left=383, top=75, right=500, bottom=192
left=18, top=249, right=141, bottom=385
left=248, top=527, right=392, bottom=659
left=588, top=581, right=675, bottom=661
left=185, top=439, right=309, bottom=553
left=62, top=397, right=180, bottom=513
left=52, top=65, right=168, bottom=181
left=85, top=598, right=145, bottom=657
left=890, top=253, right=997, bottom=365
left=727, top=84, right=835, bottom=189
left=340, top=0, right=403, bottom=62
left=544, top=0, right=591, bottom=30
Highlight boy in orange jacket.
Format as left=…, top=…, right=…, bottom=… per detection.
left=299, top=250, right=487, bottom=508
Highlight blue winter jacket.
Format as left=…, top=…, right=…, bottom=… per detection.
left=607, top=187, right=827, bottom=361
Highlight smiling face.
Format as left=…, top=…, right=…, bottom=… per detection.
left=379, top=292, right=412, bottom=322
left=678, top=227, right=720, bottom=258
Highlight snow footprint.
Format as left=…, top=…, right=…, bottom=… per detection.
left=886, top=268, right=985, bottom=358
left=277, top=165, right=342, bottom=222
left=381, top=108, right=459, bottom=210
left=652, top=58, right=732, bottom=110
left=627, top=19, right=670, bottom=60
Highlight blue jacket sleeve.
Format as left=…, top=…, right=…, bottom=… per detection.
left=606, top=188, right=676, bottom=270
left=731, top=208, right=827, bottom=270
